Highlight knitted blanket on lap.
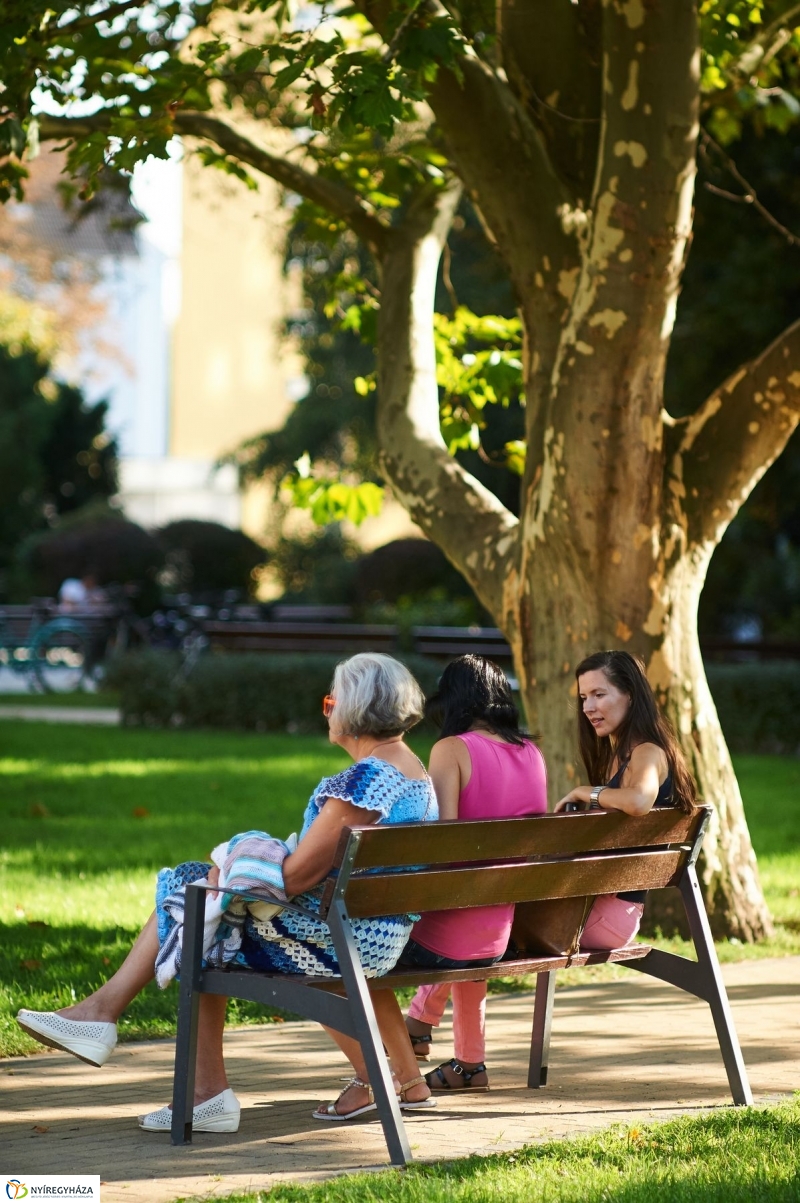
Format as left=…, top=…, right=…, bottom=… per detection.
left=154, top=829, right=296, bottom=988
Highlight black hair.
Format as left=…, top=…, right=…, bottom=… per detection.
left=426, top=654, right=527, bottom=745
left=574, top=649, right=697, bottom=813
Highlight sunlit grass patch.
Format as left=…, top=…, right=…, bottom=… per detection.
left=1, top=724, right=798, bottom=1055
left=211, top=1100, right=800, bottom=1203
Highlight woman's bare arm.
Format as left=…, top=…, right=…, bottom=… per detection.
left=555, top=743, right=668, bottom=817
left=428, top=737, right=469, bottom=821
left=282, top=797, right=381, bottom=896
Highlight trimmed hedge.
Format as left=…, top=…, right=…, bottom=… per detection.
left=105, top=651, right=444, bottom=732
left=705, top=661, right=800, bottom=755
left=106, top=652, right=800, bottom=752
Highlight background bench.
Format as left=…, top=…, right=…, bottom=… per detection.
left=171, top=805, right=751, bottom=1166
left=411, top=625, right=513, bottom=661
left=201, top=620, right=398, bottom=655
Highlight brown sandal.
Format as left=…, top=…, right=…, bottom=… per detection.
left=397, top=1075, right=437, bottom=1111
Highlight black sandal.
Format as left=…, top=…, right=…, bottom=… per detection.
left=409, top=1032, right=433, bottom=1061
left=425, top=1058, right=489, bottom=1092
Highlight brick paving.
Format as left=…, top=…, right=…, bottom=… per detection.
left=1, top=956, right=798, bottom=1203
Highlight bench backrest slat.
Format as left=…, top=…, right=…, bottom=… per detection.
left=335, top=848, right=685, bottom=919
left=334, top=809, right=701, bottom=871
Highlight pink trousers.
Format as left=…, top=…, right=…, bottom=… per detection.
left=580, top=895, right=644, bottom=950
left=408, top=896, right=643, bottom=1062
left=407, top=979, right=487, bottom=1064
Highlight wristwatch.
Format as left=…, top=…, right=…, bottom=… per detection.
left=589, top=785, right=607, bottom=807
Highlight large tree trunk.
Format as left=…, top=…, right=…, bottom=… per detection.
left=514, top=542, right=772, bottom=941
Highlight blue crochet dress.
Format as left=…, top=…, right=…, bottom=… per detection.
left=156, top=757, right=436, bottom=980
left=238, top=757, right=436, bottom=978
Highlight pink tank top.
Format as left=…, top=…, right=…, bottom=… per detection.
left=411, top=731, right=548, bottom=960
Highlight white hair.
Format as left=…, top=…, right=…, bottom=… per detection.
left=331, top=653, right=425, bottom=738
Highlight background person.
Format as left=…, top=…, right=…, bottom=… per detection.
left=556, top=649, right=697, bottom=949
left=401, top=655, right=548, bottom=1092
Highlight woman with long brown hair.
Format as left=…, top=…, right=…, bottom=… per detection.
left=555, top=649, right=696, bottom=949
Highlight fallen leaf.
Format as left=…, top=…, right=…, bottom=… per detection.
left=30, top=803, right=50, bottom=818
left=20, top=959, right=41, bottom=971
left=27, top=920, right=49, bottom=929
left=132, top=807, right=150, bottom=819
left=32, top=1125, right=49, bottom=1133
left=102, top=956, right=111, bottom=965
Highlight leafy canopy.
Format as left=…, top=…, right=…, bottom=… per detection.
left=1, top=0, right=799, bottom=521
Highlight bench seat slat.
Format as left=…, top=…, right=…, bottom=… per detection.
left=338, top=810, right=700, bottom=871
left=204, top=944, right=653, bottom=999
left=336, top=849, right=684, bottom=918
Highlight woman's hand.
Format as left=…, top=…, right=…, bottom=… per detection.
left=207, top=864, right=220, bottom=898
left=554, top=789, right=590, bottom=813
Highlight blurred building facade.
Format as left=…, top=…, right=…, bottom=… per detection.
left=3, top=144, right=301, bottom=540
left=3, top=142, right=418, bottom=553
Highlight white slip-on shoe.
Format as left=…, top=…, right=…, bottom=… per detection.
left=139, top=1088, right=240, bottom=1134
left=16, top=1010, right=117, bottom=1067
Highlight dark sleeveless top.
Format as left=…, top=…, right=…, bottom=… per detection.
left=605, top=758, right=673, bottom=904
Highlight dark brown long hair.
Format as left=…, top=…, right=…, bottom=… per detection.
left=575, top=650, right=696, bottom=813
left=426, top=654, right=528, bottom=745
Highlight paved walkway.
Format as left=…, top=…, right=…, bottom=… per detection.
left=2, top=957, right=798, bottom=1202
left=0, top=705, right=120, bottom=724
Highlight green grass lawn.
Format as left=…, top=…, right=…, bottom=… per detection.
left=1, top=722, right=799, bottom=1057
left=212, top=1102, right=800, bottom=1203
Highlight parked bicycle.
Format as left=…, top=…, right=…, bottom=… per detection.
left=0, top=602, right=96, bottom=694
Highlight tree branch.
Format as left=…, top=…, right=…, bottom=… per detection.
left=426, top=55, right=577, bottom=308
left=37, top=111, right=393, bottom=258
left=671, top=317, right=800, bottom=548
left=375, top=180, right=520, bottom=625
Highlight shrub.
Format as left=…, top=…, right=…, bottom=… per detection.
left=157, top=520, right=267, bottom=597
left=106, top=650, right=443, bottom=731
left=270, top=526, right=359, bottom=604
left=706, top=661, right=800, bottom=754
left=106, top=652, right=800, bottom=752
left=354, top=538, right=475, bottom=605
left=22, top=503, right=163, bottom=610
left=104, top=649, right=181, bottom=726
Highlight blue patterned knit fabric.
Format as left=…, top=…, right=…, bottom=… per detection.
left=156, top=860, right=209, bottom=948
left=239, top=758, right=437, bottom=978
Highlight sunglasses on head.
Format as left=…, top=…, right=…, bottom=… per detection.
left=322, top=695, right=336, bottom=718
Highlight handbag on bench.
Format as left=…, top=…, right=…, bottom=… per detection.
left=509, top=896, right=595, bottom=960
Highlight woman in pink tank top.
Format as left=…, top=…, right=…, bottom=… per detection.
left=399, top=655, right=548, bottom=1091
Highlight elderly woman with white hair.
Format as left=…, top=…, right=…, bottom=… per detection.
left=17, top=653, right=437, bottom=1127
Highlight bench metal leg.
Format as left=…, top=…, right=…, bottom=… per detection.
left=171, top=884, right=206, bottom=1145
left=679, top=865, right=753, bottom=1106
left=629, top=866, right=753, bottom=1106
left=328, top=901, right=412, bottom=1167
left=528, top=971, right=556, bottom=1088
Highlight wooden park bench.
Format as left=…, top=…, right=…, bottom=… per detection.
left=170, top=805, right=752, bottom=1166
left=201, top=620, right=398, bottom=655
left=411, top=624, right=513, bottom=662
